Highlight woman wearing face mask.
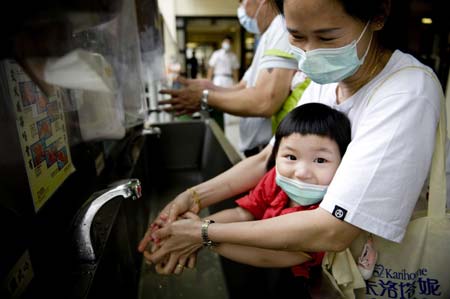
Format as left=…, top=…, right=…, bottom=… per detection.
left=140, top=0, right=443, bottom=293
left=159, top=0, right=302, bottom=158
left=152, top=103, right=351, bottom=297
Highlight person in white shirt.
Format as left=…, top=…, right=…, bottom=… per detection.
left=207, top=36, right=240, bottom=88
left=206, top=36, right=240, bottom=133
left=159, top=0, right=298, bottom=157
left=139, top=0, right=444, bottom=280
left=140, top=1, right=443, bottom=292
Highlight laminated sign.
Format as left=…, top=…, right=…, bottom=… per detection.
left=1, top=60, right=75, bottom=211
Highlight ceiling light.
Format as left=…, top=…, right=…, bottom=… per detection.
left=421, top=18, right=432, bottom=25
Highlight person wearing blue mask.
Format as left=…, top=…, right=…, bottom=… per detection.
left=140, top=1, right=443, bottom=296
left=237, top=0, right=264, bottom=35
left=159, top=0, right=303, bottom=158
left=146, top=103, right=350, bottom=296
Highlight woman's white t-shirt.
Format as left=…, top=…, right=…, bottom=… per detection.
left=274, top=50, right=443, bottom=242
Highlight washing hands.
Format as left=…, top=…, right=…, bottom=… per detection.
left=141, top=212, right=201, bottom=275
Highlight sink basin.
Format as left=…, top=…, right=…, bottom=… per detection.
left=138, top=119, right=241, bottom=299
left=67, top=118, right=244, bottom=299
left=69, top=118, right=285, bottom=299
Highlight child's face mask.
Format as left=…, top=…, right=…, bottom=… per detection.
left=275, top=167, right=328, bottom=206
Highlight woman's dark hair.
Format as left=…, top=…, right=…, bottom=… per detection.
left=281, top=0, right=397, bottom=49
left=273, top=0, right=283, bottom=14
left=338, top=0, right=390, bottom=23
left=267, top=0, right=283, bottom=14
left=337, top=0, right=397, bottom=50
left=266, top=103, right=352, bottom=170
left=281, top=0, right=390, bottom=22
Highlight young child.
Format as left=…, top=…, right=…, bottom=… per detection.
left=199, top=102, right=351, bottom=288
left=149, top=103, right=351, bottom=293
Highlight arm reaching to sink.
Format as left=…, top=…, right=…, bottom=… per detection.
left=137, top=144, right=272, bottom=254
left=147, top=207, right=312, bottom=275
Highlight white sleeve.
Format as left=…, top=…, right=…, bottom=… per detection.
left=259, top=16, right=298, bottom=71
left=242, top=69, right=251, bottom=86
left=208, top=52, right=218, bottom=68
left=320, top=69, right=441, bottom=242
left=232, top=54, right=240, bottom=70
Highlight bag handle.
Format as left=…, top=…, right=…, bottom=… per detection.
left=367, top=66, right=447, bottom=218
left=428, top=81, right=447, bottom=217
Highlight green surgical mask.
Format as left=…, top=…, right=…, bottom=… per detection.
left=290, top=22, right=372, bottom=84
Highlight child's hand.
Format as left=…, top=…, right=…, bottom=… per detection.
left=139, top=213, right=168, bottom=254
left=146, top=212, right=202, bottom=275
left=180, top=211, right=201, bottom=220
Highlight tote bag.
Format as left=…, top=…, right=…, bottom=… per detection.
left=323, top=66, right=450, bottom=299
left=352, top=66, right=450, bottom=299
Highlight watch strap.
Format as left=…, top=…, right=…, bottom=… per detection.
left=201, top=219, right=216, bottom=247
left=200, top=89, right=211, bottom=111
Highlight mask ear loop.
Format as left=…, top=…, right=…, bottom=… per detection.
left=357, top=21, right=373, bottom=63
left=356, top=21, right=371, bottom=44
left=253, top=0, right=265, bottom=21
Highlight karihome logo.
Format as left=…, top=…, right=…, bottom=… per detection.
left=365, top=264, right=442, bottom=298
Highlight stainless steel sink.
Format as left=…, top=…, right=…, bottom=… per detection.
left=138, top=119, right=241, bottom=299
left=70, top=118, right=287, bottom=299
left=69, top=118, right=250, bottom=299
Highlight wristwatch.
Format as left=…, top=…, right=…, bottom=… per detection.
left=201, top=219, right=216, bottom=248
left=200, top=89, right=210, bottom=111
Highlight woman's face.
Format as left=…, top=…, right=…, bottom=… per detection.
left=275, top=133, right=342, bottom=186
left=284, top=0, right=373, bottom=57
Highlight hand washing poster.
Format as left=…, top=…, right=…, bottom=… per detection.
left=2, top=60, right=75, bottom=212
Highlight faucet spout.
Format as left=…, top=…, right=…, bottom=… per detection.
left=142, top=126, right=161, bottom=137
left=73, top=179, right=142, bottom=262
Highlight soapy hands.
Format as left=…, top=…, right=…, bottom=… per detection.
left=139, top=211, right=203, bottom=275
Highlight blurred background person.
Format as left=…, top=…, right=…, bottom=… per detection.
left=207, top=35, right=240, bottom=138
left=207, top=35, right=240, bottom=87
left=186, top=49, right=199, bottom=79
left=159, top=0, right=298, bottom=158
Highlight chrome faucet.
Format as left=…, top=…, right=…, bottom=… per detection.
left=142, top=126, right=161, bottom=137
left=72, top=179, right=142, bottom=262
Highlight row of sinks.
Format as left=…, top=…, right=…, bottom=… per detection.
left=68, top=119, right=246, bottom=298
left=63, top=118, right=299, bottom=299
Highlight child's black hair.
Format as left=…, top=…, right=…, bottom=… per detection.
left=266, top=103, right=352, bottom=170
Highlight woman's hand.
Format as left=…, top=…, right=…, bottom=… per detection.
left=138, top=189, right=200, bottom=253
left=146, top=215, right=204, bottom=265
left=142, top=212, right=202, bottom=275
left=144, top=250, right=197, bottom=275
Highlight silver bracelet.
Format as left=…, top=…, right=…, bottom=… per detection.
left=200, top=89, right=212, bottom=111
left=201, top=219, right=216, bottom=248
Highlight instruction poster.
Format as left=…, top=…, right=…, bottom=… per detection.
left=2, top=60, right=75, bottom=212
